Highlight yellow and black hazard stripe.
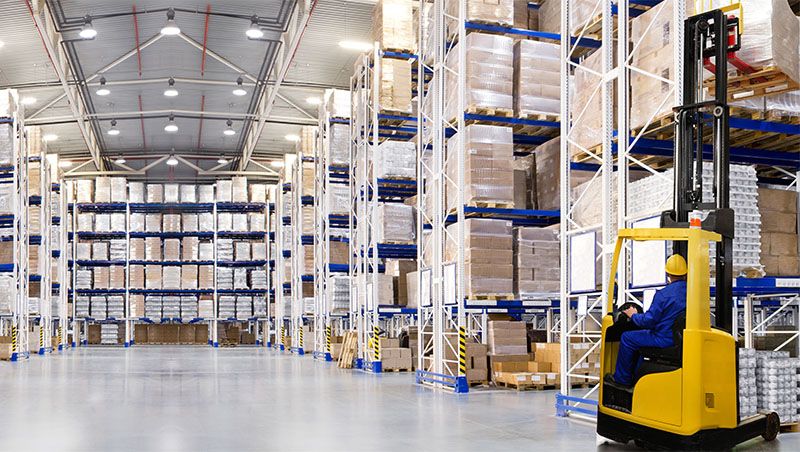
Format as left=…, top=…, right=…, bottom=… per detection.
left=11, top=325, right=17, bottom=353
left=373, top=326, right=381, bottom=361
left=281, top=326, right=286, bottom=345
left=326, top=325, right=332, bottom=352
left=458, top=327, right=467, bottom=376
left=298, top=326, right=304, bottom=348
left=39, top=325, right=44, bottom=349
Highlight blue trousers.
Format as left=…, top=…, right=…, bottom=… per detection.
left=613, top=330, right=673, bottom=386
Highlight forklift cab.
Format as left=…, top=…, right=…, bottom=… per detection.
left=597, top=228, right=779, bottom=449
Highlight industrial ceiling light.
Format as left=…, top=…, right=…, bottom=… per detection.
left=43, top=134, right=58, bottom=142
left=232, top=77, right=247, bottom=96
left=160, top=9, right=181, bottom=36
left=223, top=119, right=236, bottom=136
left=107, top=119, right=120, bottom=136
left=79, top=16, right=97, bottom=39
left=285, top=134, right=300, bottom=142
left=115, top=157, right=126, bottom=164
left=338, top=40, right=373, bottom=52
left=217, top=157, right=228, bottom=164
left=58, top=160, right=72, bottom=168
left=164, top=115, right=178, bottom=133
left=163, top=77, right=179, bottom=97
left=245, top=17, right=264, bottom=39
left=20, top=97, right=37, bottom=106
left=166, top=155, right=179, bottom=166
left=306, top=97, right=322, bottom=105
left=96, top=77, right=110, bottom=96
left=270, top=160, right=284, bottom=168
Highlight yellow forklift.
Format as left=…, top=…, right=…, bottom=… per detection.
left=596, top=7, right=781, bottom=449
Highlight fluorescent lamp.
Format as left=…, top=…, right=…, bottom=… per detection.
left=338, top=40, right=373, bottom=52
left=233, top=77, right=247, bottom=96
left=160, top=9, right=181, bottom=36
left=217, top=158, right=228, bottom=164
left=96, top=77, right=110, bottom=96
left=285, top=134, right=300, bottom=142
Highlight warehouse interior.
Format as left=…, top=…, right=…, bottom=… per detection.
left=1, top=0, right=799, bottom=450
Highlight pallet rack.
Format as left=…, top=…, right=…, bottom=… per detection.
left=556, top=0, right=800, bottom=421
left=0, top=89, right=30, bottom=361
left=275, top=153, right=296, bottom=351
left=350, top=45, right=419, bottom=373
left=52, top=172, right=69, bottom=351
left=28, top=144, right=54, bottom=355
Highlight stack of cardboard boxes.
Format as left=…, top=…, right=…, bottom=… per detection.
left=378, top=337, right=413, bottom=371
left=446, top=219, right=514, bottom=298
left=759, top=188, right=799, bottom=276
left=513, top=227, right=560, bottom=295
left=373, top=0, right=415, bottom=53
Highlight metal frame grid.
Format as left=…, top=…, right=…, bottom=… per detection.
left=31, top=152, right=54, bottom=354
left=265, top=186, right=276, bottom=348
left=54, top=177, right=69, bottom=350
left=275, top=154, right=296, bottom=352
left=742, top=293, right=800, bottom=354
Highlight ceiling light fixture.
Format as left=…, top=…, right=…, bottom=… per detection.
left=338, top=40, right=373, bottom=52
left=20, top=97, right=37, bottom=106
left=107, top=119, right=120, bottom=136
left=164, top=77, right=178, bottom=97
left=232, top=77, right=247, bottom=96
left=43, top=134, right=58, bottom=142
left=166, top=155, right=179, bottom=166
left=245, top=16, right=264, bottom=39
left=164, top=115, right=178, bottom=133
left=115, top=157, right=126, bottom=164
left=96, top=77, right=110, bottom=96
left=217, top=157, right=228, bottom=165
left=160, top=9, right=181, bottom=36
left=0, top=41, right=5, bottom=49
left=223, top=119, right=236, bottom=136
left=306, top=97, right=322, bottom=105
left=79, top=16, right=97, bottom=39
left=285, top=134, right=300, bottom=142
left=58, top=160, right=72, bottom=168
left=270, top=160, right=284, bottom=168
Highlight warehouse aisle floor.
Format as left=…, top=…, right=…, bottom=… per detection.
left=0, top=347, right=797, bottom=452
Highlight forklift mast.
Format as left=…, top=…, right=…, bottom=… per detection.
left=660, top=9, right=738, bottom=333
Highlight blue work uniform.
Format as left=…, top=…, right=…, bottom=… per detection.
left=613, top=280, right=687, bottom=386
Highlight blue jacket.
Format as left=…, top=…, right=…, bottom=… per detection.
left=631, top=280, right=687, bottom=342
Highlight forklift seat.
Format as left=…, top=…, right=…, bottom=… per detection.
left=634, top=312, right=685, bottom=383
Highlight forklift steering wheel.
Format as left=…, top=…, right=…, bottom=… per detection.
left=615, top=302, right=644, bottom=323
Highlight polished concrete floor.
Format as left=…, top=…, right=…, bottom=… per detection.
left=0, top=347, right=797, bottom=451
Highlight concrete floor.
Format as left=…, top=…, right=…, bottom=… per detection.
left=0, top=347, right=797, bottom=452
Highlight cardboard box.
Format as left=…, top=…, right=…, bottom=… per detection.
left=134, top=324, right=148, bottom=344
left=179, top=325, right=196, bottom=344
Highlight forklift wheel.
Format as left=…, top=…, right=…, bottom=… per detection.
left=762, top=412, right=780, bottom=442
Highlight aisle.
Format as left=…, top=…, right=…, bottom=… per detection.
left=0, top=347, right=794, bottom=451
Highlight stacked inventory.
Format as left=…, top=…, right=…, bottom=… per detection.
left=758, top=188, right=798, bottom=276
left=755, top=350, right=799, bottom=423
left=514, top=227, right=560, bottom=295
left=446, top=219, right=513, bottom=298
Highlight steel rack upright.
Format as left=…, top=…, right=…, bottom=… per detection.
left=27, top=140, right=54, bottom=355
left=0, top=89, right=30, bottom=361
left=267, top=185, right=277, bottom=348
left=275, top=153, right=297, bottom=351
left=51, top=168, right=69, bottom=350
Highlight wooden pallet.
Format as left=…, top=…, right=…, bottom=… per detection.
left=467, top=293, right=515, bottom=301
left=519, top=112, right=560, bottom=123
left=382, top=368, right=412, bottom=373
left=780, top=423, right=800, bottom=433
left=706, top=66, right=800, bottom=102
left=337, top=331, right=358, bottom=369
left=464, top=105, right=514, bottom=118
left=495, top=380, right=557, bottom=391
left=468, top=380, right=490, bottom=387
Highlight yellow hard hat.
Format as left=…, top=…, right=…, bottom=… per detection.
left=665, top=254, right=688, bottom=276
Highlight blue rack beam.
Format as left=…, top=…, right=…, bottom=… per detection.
left=217, top=260, right=269, bottom=267
left=217, top=231, right=267, bottom=239
left=464, top=21, right=601, bottom=48
left=129, top=260, right=215, bottom=266
left=75, top=203, right=128, bottom=212
left=128, top=203, right=215, bottom=213
left=129, top=231, right=214, bottom=239
left=75, top=260, right=127, bottom=267
left=216, top=202, right=267, bottom=212
left=77, top=231, right=127, bottom=240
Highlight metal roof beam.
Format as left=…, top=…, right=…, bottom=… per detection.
left=27, top=110, right=318, bottom=126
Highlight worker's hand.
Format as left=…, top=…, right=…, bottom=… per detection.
left=622, top=306, right=637, bottom=318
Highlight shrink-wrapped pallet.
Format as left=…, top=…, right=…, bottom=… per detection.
left=302, top=207, right=314, bottom=234
left=95, top=177, right=111, bottom=203
left=76, top=269, right=92, bottom=289
left=218, top=213, right=233, bottom=231
left=379, top=57, right=413, bottom=113
left=110, top=240, right=126, bottom=260
left=94, top=214, right=110, bottom=232
left=376, top=203, right=415, bottom=243
left=76, top=242, right=91, bottom=260
left=198, top=265, right=214, bottom=289
left=446, top=219, right=514, bottom=296
left=232, top=177, right=248, bottom=202
left=179, top=185, right=196, bottom=203
left=182, top=214, right=198, bottom=232
left=130, top=265, right=145, bottom=289
left=445, top=33, right=513, bottom=120
left=252, top=242, right=267, bottom=260
left=198, top=185, right=214, bottom=203
left=146, top=184, right=163, bottom=203
left=217, top=267, right=233, bottom=289
left=110, top=178, right=127, bottom=202
left=374, top=140, right=415, bottom=179
left=513, top=0, right=538, bottom=30
left=164, top=184, right=180, bottom=203
left=303, top=245, right=315, bottom=274
left=28, top=206, right=41, bottom=235
left=130, top=294, right=145, bottom=317
left=163, top=214, right=181, bottom=232
left=130, top=238, right=145, bottom=260
left=162, top=266, right=181, bottom=289
left=249, top=184, right=267, bottom=203
left=249, top=213, right=265, bottom=231
left=182, top=237, right=199, bottom=261
left=110, top=213, right=126, bottom=232
left=327, top=123, right=350, bottom=166
left=29, top=166, right=41, bottom=197
left=445, top=0, right=513, bottom=35
left=329, top=183, right=350, bottom=214
left=445, top=124, right=514, bottom=211
left=218, top=239, right=234, bottom=261
left=234, top=268, right=248, bottom=289
left=571, top=47, right=604, bottom=155
left=199, top=212, right=214, bottom=230
left=513, top=227, right=560, bottom=294
left=109, top=266, right=125, bottom=289
left=250, top=270, right=268, bottom=289
left=198, top=295, right=214, bottom=317
left=373, top=0, right=415, bottom=52
left=514, top=40, right=560, bottom=118
left=92, top=242, right=109, bottom=260
left=164, top=239, right=181, bottom=261
left=568, top=0, right=600, bottom=36
left=0, top=184, right=13, bottom=215
left=232, top=213, right=248, bottom=232
left=93, top=267, right=110, bottom=289
left=145, top=214, right=161, bottom=232
left=199, top=241, right=214, bottom=261
left=77, top=180, right=93, bottom=203
left=235, top=242, right=251, bottom=261
left=216, top=180, right=232, bottom=202
left=128, top=182, right=144, bottom=203
left=181, top=265, right=198, bottom=289
left=130, top=213, right=145, bottom=232
left=324, top=88, right=351, bottom=119
left=77, top=213, right=93, bottom=231
left=0, top=122, right=10, bottom=167
left=302, top=162, right=315, bottom=197
left=145, top=237, right=161, bottom=261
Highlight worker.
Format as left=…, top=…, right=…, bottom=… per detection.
left=606, top=254, right=688, bottom=388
